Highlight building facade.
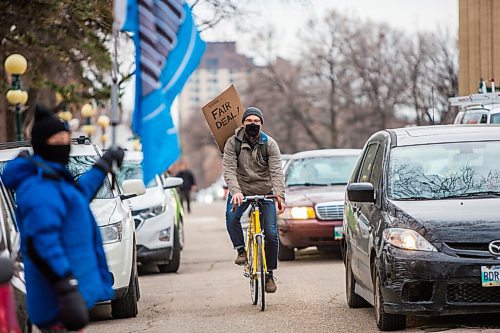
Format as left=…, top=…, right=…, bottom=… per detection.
left=178, top=41, right=255, bottom=122
left=459, top=0, right=500, bottom=95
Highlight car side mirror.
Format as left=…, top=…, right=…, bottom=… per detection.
left=347, top=182, right=375, bottom=203
left=0, top=257, right=14, bottom=284
left=163, top=177, right=183, bottom=189
left=121, top=179, right=146, bottom=200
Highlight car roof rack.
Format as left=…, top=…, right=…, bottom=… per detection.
left=0, top=136, right=92, bottom=150
left=449, top=92, right=500, bottom=108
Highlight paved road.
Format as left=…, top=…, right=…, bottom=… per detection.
left=87, top=202, right=500, bottom=333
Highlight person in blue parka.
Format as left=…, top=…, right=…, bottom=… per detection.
left=2, top=105, right=124, bottom=332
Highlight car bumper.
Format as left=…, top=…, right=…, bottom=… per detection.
left=137, top=245, right=172, bottom=264
left=380, top=246, right=500, bottom=316
left=278, top=218, right=342, bottom=248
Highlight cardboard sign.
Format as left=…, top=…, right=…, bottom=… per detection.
left=202, top=84, right=244, bottom=152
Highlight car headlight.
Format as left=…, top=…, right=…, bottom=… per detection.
left=100, top=222, right=123, bottom=245
left=137, top=204, right=166, bottom=219
left=282, top=206, right=316, bottom=220
left=383, top=228, right=437, bottom=252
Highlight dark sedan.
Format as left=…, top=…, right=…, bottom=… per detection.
left=278, top=149, right=361, bottom=261
left=343, top=125, right=500, bottom=331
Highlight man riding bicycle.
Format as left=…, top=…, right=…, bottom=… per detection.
left=223, top=107, right=285, bottom=293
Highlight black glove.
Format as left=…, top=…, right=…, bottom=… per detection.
left=95, top=146, right=125, bottom=173
left=54, top=276, right=89, bottom=331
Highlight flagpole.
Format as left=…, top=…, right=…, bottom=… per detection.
left=111, top=22, right=119, bottom=148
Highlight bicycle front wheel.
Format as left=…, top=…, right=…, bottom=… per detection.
left=248, top=237, right=258, bottom=305
left=257, top=235, right=265, bottom=311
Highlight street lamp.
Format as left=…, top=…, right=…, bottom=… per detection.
left=81, top=103, right=95, bottom=138
left=56, top=92, right=72, bottom=123
left=4, top=54, right=28, bottom=141
left=97, top=115, right=110, bottom=149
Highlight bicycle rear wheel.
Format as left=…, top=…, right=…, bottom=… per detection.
left=248, top=237, right=258, bottom=305
left=257, top=235, right=265, bottom=311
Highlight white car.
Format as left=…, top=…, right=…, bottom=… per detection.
left=0, top=137, right=141, bottom=319
left=117, top=151, right=184, bottom=273
left=450, top=92, right=500, bottom=124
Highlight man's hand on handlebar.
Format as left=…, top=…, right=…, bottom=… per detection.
left=231, top=192, right=244, bottom=206
left=276, top=196, right=285, bottom=215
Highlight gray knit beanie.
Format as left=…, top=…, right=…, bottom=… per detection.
left=242, top=107, right=264, bottom=124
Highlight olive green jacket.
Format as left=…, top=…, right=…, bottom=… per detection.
left=223, top=127, right=285, bottom=200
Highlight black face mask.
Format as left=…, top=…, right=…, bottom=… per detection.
left=37, top=144, right=71, bottom=165
left=245, top=123, right=261, bottom=137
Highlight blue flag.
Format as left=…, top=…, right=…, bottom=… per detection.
left=118, top=0, right=205, bottom=183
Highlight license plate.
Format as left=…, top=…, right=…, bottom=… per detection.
left=481, top=265, right=500, bottom=287
left=334, top=226, right=343, bottom=240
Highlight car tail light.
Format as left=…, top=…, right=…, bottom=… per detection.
left=0, top=283, right=21, bottom=333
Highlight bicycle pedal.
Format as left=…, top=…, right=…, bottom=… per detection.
left=243, top=271, right=250, bottom=278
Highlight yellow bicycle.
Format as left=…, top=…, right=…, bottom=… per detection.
left=235, top=194, right=280, bottom=311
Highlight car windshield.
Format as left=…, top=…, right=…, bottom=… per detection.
left=491, top=113, right=500, bottom=124
left=388, top=141, right=500, bottom=200
left=286, top=155, right=359, bottom=187
left=116, top=161, right=157, bottom=188
left=68, top=156, right=114, bottom=199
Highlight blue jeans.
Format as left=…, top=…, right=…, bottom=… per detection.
left=225, top=194, right=278, bottom=271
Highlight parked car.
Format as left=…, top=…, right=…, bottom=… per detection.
left=453, top=105, right=500, bottom=124
left=117, top=151, right=184, bottom=273
left=278, top=149, right=361, bottom=261
left=0, top=176, right=27, bottom=332
left=0, top=257, right=20, bottom=333
left=0, top=137, right=142, bottom=319
left=281, top=153, right=292, bottom=170
left=450, top=92, right=500, bottom=124
left=343, top=125, right=500, bottom=331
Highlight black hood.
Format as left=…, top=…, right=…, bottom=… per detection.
left=387, top=198, right=500, bottom=245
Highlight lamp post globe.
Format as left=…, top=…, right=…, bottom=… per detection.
left=4, top=54, right=27, bottom=75
left=81, top=103, right=94, bottom=118
left=6, top=90, right=27, bottom=105
left=97, top=115, right=110, bottom=128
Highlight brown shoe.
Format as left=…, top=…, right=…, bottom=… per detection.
left=265, top=276, right=277, bottom=293
left=234, top=251, right=247, bottom=265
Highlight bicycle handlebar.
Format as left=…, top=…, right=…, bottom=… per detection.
left=231, top=194, right=283, bottom=212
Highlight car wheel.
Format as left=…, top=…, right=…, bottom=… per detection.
left=158, top=225, right=181, bottom=273
left=111, top=266, right=139, bottom=319
left=345, top=256, right=370, bottom=308
left=374, top=272, right=406, bottom=331
left=278, top=239, right=295, bottom=261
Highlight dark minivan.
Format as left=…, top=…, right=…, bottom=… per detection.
left=342, top=125, right=500, bottom=331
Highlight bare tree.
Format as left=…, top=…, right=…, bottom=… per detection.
left=402, top=31, right=458, bottom=125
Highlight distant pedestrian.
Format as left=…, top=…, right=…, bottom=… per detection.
left=2, top=106, right=124, bottom=333
left=176, top=161, right=197, bottom=213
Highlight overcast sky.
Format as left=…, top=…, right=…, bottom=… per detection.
left=199, top=0, right=459, bottom=63
left=123, top=0, right=459, bottom=117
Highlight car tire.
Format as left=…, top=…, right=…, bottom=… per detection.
left=278, top=239, right=295, bottom=261
left=345, top=256, right=370, bottom=308
left=374, top=272, right=406, bottom=331
left=158, top=225, right=181, bottom=273
left=111, top=266, right=139, bottom=319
